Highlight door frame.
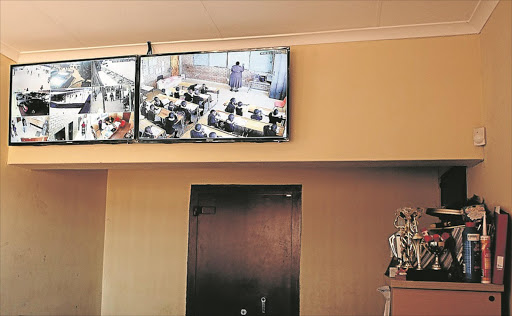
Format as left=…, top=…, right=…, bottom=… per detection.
left=186, top=185, right=302, bottom=316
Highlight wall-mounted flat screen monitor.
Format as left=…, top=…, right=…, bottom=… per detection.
left=9, top=56, right=137, bottom=145
left=138, top=47, right=289, bottom=142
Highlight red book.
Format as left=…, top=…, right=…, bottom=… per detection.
left=492, top=211, right=508, bottom=284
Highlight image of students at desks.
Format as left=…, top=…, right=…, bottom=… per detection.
left=180, top=87, right=211, bottom=114
left=221, top=113, right=246, bottom=136
left=247, top=105, right=286, bottom=122
left=224, top=98, right=248, bottom=116
left=139, top=121, right=165, bottom=139
left=184, top=123, right=231, bottom=139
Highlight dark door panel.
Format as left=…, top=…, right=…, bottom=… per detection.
left=187, top=185, right=301, bottom=316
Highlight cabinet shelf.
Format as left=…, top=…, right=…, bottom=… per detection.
left=386, top=277, right=504, bottom=292
left=386, top=277, right=504, bottom=315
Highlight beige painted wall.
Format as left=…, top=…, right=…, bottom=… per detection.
left=2, top=8, right=509, bottom=314
left=0, top=54, right=107, bottom=315
left=8, top=35, right=483, bottom=167
left=467, top=0, right=512, bottom=313
left=102, top=167, right=439, bottom=315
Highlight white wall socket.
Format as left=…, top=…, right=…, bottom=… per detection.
left=473, top=127, right=486, bottom=146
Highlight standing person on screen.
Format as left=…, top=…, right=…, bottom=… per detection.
left=229, top=61, right=244, bottom=92
left=11, top=122, right=17, bottom=137
left=42, top=120, right=48, bottom=136
left=22, top=118, right=27, bottom=133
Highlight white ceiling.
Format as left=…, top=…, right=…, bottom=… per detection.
left=0, top=0, right=499, bottom=61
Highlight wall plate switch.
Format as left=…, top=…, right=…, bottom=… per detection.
left=473, top=127, right=486, bottom=146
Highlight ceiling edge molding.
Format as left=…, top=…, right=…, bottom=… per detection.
left=18, top=21, right=481, bottom=63
left=468, top=0, right=500, bottom=33
left=1, top=41, right=20, bottom=62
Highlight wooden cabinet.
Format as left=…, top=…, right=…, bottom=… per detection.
left=387, top=278, right=504, bottom=316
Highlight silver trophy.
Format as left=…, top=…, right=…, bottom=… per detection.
left=411, top=233, right=424, bottom=270
left=391, top=207, right=424, bottom=270
left=424, top=240, right=446, bottom=270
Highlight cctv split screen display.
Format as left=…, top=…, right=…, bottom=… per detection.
left=9, top=48, right=288, bottom=145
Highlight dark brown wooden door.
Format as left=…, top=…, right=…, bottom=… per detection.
left=187, top=185, right=301, bottom=316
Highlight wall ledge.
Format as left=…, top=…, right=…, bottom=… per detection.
left=8, top=159, right=483, bottom=170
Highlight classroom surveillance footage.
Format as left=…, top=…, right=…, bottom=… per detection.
left=9, top=47, right=289, bottom=145
left=138, top=48, right=288, bottom=142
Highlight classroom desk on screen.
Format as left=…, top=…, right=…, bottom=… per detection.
left=177, top=82, right=196, bottom=90
left=176, top=90, right=213, bottom=111
left=139, top=118, right=165, bottom=138
left=182, top=125, right=236, bottom=139
left=247, top=105, right=286, bottom=117
left=216, top=110, right=284, bottom=137
left=140, top=85, right=153, bottom=93
left=156, top=94, right=200, bottom=113
left=177, top=89, right=210, bottom=101
left=153, top=107, right=185, bottom=135
left=223, top=102, right=286, bottom=117
left=222, top=103, right=286, bottom=126
left=177, top=82, right=219, bottom=93
left=204, top=87, right=220, bottom=105
left=176, top=81, right=219, bottom=101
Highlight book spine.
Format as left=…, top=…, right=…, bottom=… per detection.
left=492, top=213, right=508, bottom=284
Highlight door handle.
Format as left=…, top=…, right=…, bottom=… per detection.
left=261, top=297, right=266, bottom=314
